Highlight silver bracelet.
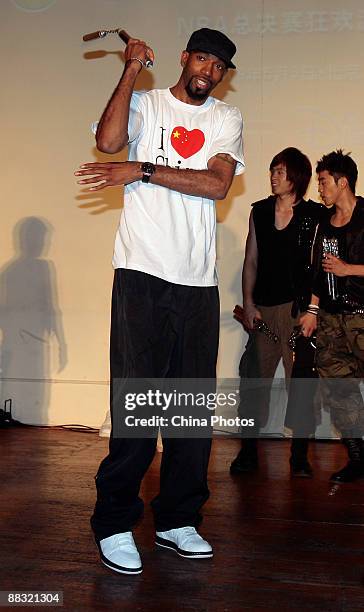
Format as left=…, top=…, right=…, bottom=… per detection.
left=128, top=57, right=145, bottom=69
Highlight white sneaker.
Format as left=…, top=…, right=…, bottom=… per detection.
left=98, top=532, right=142, bottom=574
left=99, top=410, right=111, bottom=438
left=155, top=526, right=213, bottom=558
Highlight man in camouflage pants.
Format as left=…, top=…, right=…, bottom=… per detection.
left=301, top=150, right=364, bottom=482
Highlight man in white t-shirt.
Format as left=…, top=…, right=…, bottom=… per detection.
left=76, top=28, right=244, bottom=575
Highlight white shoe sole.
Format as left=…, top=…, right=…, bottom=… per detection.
left=155, top=538, right=213, bottom=559
left=101, top=558, right=143, bottom=575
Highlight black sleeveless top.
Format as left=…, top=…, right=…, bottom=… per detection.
left=252, top=196, right=326, bottom=308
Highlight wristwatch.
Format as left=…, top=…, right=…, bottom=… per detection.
left=141, top=162, right=156, bottom=183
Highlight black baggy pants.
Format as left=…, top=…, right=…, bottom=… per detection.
left=91, top=269, right=220, bottom=541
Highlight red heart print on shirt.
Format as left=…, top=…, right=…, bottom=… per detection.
left=170, top=126, right=205, bottom=159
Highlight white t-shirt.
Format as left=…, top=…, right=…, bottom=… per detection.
left=112, top=88, right=245, bottom=286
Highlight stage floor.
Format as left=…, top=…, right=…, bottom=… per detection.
left=1, top=429, right=363, bottom=611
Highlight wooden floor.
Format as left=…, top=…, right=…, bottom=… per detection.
left=1, top=429, right=364, bottom=611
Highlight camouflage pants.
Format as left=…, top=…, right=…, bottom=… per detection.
left=316, top=311, right=364, bottom=437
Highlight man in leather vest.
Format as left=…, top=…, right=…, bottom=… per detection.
left=231, top=147, right=327, bottom=477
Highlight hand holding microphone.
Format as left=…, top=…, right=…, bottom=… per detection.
left=83, top=28, right=154, bottom=68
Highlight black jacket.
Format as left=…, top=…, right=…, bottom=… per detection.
left=312, top=196, right=364, bottom=310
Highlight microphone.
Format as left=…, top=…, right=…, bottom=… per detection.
left=82, top=28, right=153, bottom=67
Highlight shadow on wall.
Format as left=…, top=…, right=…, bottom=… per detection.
left=75, top=147, right=129, bottom=216
left=217, top=223, right=247, bottom=362
left=0, top=217, right=67, bottom=424
left=213, top=68, right=237, bottom=102
left=216, top=173, right=245, bottom=223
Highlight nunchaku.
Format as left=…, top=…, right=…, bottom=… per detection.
left=233, top=305, right=279, bottom=343
left=82, top=28, right=153, bottom=68
left=234, top=305, right=316, bottom=350
left=288, top=326, right=317, bottom=351
left=253, top=319, right=279, bottom=343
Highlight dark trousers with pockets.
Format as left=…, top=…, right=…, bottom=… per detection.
left=91, top=269, right=220, bottom=541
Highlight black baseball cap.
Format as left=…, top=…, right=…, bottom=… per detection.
left=186, top=28, right=236, bottom=69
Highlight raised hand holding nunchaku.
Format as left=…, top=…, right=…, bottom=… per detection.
left=76, top=29, right=155, bottom=190
left=82, top=28, right=154, bottom=69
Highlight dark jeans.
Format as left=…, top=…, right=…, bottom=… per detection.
left=91, top=269, right=220, bottom=541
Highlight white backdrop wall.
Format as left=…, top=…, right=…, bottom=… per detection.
left=1, top=0, right=363, bottom=425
